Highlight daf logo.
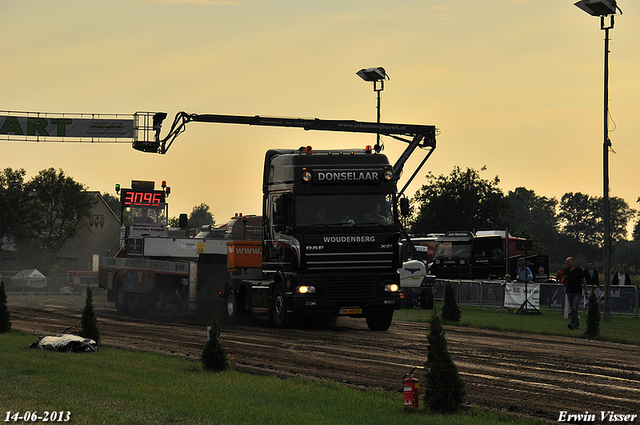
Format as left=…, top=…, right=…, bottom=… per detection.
left=307, top=245, right=324, bottom=251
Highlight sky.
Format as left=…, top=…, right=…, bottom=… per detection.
left=1, top=0, right=639, bottom=233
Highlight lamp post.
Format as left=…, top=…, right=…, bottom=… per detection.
left=575, top=0, right=621, bottom=322
left=356, top=67, right=389, bottom=152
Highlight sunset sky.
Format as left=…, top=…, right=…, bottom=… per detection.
left=2, top=0, right=639, bottom=234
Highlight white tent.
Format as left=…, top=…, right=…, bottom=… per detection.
left=11, top=269, right=48, bottom=290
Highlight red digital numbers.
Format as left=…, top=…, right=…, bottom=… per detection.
left=123, top=190, right=163, bottom=206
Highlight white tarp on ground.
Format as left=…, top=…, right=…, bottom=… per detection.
left=29, top=334, right=98, bottom=353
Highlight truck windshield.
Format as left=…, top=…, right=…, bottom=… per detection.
left=435, top=241, right=472, bottom=258
left=296, top=194, right=394, bottom=227
left=126, top=205, right=168, bottom=227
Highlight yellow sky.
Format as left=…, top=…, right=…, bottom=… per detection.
left=2, top=0, right=639, bottom=233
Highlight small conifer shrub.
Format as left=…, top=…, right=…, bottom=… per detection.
left=585, top=290, right=601, bottom=338
left=201, top=304, right=230, bottom=372
left=441, top=281, right=461, bottom=322
left=0, top=280, right=11, bottom=333
left=424, top=311, right=466, bottom=413
left=79, top=286, right=100, bottom=343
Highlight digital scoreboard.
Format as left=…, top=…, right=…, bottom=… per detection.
left=120, top=189, right=165, bottom=207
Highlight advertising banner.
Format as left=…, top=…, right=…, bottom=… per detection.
left=0, top=114, right=134, bottom=139
left=504, top=283, right=540, bottom=309
left=549, top=285, right=636, bottom=313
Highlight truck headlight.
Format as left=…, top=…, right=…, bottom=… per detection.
left=384, top=283, right=399, bottom=292
left=297, top=285, right=316, bottom=294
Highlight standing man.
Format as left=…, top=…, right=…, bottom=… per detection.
left=564, top=257, right=589, bottom=330
left=584, top=260, right=600, bottom=287
left=516, top=258, right=533, bottom=283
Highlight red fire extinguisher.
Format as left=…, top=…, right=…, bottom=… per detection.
left=403, top=368, right=419, bottom=409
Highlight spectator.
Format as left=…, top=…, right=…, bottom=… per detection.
left=584, top=260, right=600, bottom=287
left=555, top=261, right=567, bottom=284
left=612, top=265, right=631, bottom=286
left=564, top=257, right=589, bottom=330
left=516, top=258, right=533, bottom=283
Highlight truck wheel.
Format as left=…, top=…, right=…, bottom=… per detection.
left=365, top=311, right=393, bottom=331
left=225, top=286, right=238, bottom=322
left=420, top=287, right=434, bottom=310
left=127, top=292, right=144, bottom=315
left=114, top=274, right=129, bottom=314
left=272, top=282, right=294, bottom=328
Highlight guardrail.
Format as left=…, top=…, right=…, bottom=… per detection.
left=1, top=271, right=104, bottom=295
left=434, top=279, right=639, bottom=317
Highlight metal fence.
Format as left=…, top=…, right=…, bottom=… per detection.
left=434, top=279, right=639, bottom=318
left=1, top=271, right=104, bottom=295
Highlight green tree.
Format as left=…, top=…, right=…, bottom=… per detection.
left=79, top=286, right=100, bottom=344
left=0, top=168, right=41, bottom=262
left=201, top=304, right=229, bottom=372
left=559, top=192, right=635, bottom=247
left=411, top=166, right=507, bottom=234
left=632, top=197, right=640, bottom=242
left=441, top=282, right=461, bottom=323
left=24, top=168, right=96, bottom=263
left=595, top=196, right=636, bottom=244
left=0, top=279, right=11, bottom=333
left=188, top=203, right=214, bottom=230
left=503, top=187, right=559, bottom=254
left=423, top=311, right=466, bottom=413
left=559, top=192, right=598, bottom=245
left=102, top=192, right=121, bottom=218
left=611, top=240, right=640, bottom=274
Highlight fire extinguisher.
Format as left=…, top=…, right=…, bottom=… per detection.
left=403, top=368, right=419, bottom=409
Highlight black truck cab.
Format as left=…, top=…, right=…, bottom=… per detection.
left=261, top=147, right=402, bottom=330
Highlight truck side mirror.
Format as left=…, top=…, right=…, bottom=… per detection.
left=399, top=197, right=410, bottom=216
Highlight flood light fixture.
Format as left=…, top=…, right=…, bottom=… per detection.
left=574, top=0, right=617, bottom=16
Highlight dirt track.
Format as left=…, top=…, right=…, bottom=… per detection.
left=8, top=295, right=640, bottom=422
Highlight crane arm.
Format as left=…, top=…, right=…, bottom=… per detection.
left=134, top=111, right=436, bottom=156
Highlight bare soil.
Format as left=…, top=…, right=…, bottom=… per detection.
left=7, top=294, right=640, bottom=422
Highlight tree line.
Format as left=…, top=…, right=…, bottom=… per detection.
left=408, top=166, right=639, bottom=274
left=4, top=165, right=637, bottom=276
left=1, top=167, right=217, bottom=272
left=0, top=168, right=96, bottom=272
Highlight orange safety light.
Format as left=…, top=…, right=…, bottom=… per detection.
left=305, top=146, right=313, bottom=155
left=161, top=180, right=167, bottom=189
left=365, top=145, right=372, bottom=153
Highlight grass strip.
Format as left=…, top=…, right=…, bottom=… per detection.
left=395, top=302, right=639, bottom=346
left=1, top=330, right=545, bottom=425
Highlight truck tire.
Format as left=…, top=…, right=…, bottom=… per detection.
left=113, top=274, right=129, bottom=314
left=272, top=282, right=294, bottom=328
left=127, top=292, right=144, bottom=315
left=225, top=286, right=238, bottom=322
left=365, top=311, right=393, bottom=331
left=420, top=287, right=434, bottom=310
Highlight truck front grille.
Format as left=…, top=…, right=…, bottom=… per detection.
left=305, top=250, right=393, bottom=271
left=323, top=273, right=378, bottom=301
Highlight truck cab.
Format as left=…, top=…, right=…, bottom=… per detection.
left=258, top=146, right=402, bottom=330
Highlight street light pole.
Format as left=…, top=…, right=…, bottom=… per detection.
left=356, top=67, right=389, bottom=152
left=575, top=0, right=620, bottom=323
left=602, top=14, right=613, bottom=322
